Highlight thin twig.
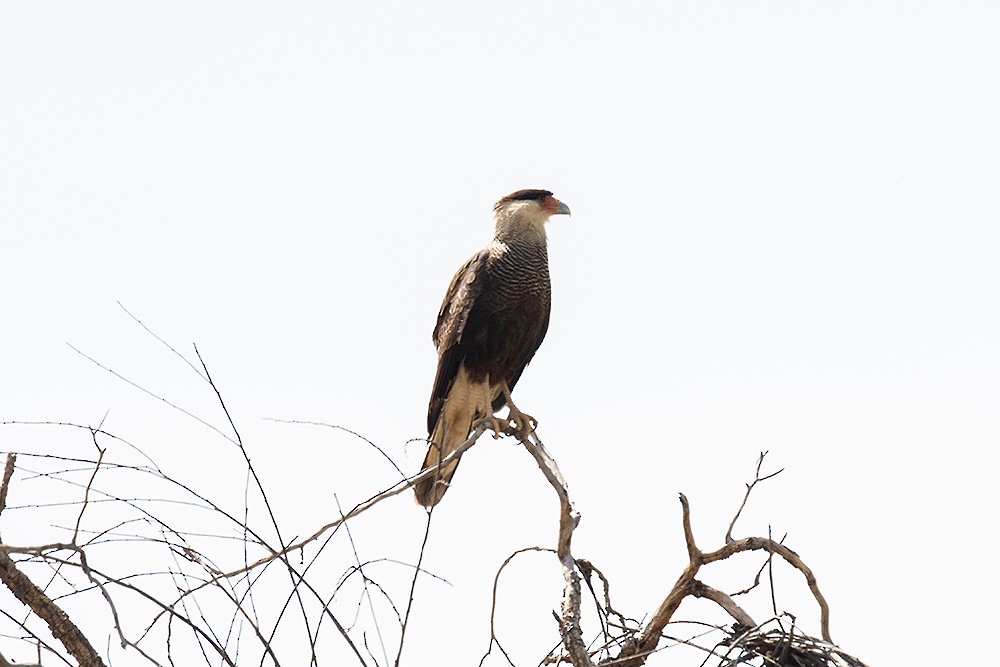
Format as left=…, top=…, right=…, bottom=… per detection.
left=0, top=608, right=68, bottom=666
left=335, top=495, right=388, bottom=667
left=767, top=526, right=778, bottom=617
left=725, top=452, right=783, bottom=544
left=193, top=345, right=318, bottom=665
left=480, top=547, right=555, bottom=667
left=116, top=302, right=207, bottom=381
left=72, top=440, right=105, bottom=544
left=199, top=421, right=492, bottom=588
left=66, top=344, right=237, bottom=446
left=393, top=509, right=434, bottom=667
left=266, top=420, right=408, bottom=480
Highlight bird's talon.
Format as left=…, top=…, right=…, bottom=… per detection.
left=505, top=409, right=537, bottom=440
left=475, top=416, right=506, bottom=439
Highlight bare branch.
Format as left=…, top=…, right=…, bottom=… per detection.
left=46, top=554, right=238, bottom=665
left=0, top=548, right=107, bottom=666
left=610, top=491, right=834, bottom=667
left=394, top=510, right=434, bottom=667
left=116, top=302, right=207, bottom=381
left=703, top=536, right=831, bottom=642
left=197, top=421, right=492, bottom=589
left=480, top=546, right=555, bottom=667
left=725, top=452, right=783, bottom=544
left=518, top=430, right=591, bottom=667
left=0, top=454, right=15, bottom=518
left=617, top=495, right=702, bottom=666
left=5, top=324, right=855, bottom=667
left=689, top=581, right=755, bottom=628
left=721, top=615, right=867, bottom=667
left=334, top=495, right=387, bottom=667
left=65, top=344, right=238, bottom=446
left=72, top=442, right=105, bottom=543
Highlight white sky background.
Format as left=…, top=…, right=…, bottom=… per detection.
left=1, top=1, right=998, bottom=665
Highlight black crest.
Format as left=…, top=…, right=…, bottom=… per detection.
left=495, top=189, right=553, bottom=208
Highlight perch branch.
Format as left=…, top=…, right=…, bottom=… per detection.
left=188, top=420, right=492, bottom=592
left=519, top=430, right=591, bottom=667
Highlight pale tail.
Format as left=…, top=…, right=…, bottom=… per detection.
left=413, top=416, right=467, bottom=507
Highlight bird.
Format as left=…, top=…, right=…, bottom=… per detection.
left=413, top=189, right=571, bottom=507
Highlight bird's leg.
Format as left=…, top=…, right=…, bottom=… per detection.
left=501, top=380, right=537, bottom=440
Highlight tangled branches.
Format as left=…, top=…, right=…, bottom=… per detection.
left=485, top=446, right=866, bottom=667
left=0, top=311, right=866, bottom=666
left=0, top=415, right=498, bottom=666
left=718, top=616, right=867, bottom=667
left=0, top=316, right=490, bottom=666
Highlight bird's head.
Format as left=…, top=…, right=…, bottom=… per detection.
left=492, top=189, right=570, bottom=241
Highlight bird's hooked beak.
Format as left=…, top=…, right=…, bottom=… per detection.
left=549, top=199, right=572, bottom=217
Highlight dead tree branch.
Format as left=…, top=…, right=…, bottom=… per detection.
left=609, top=494, right=833, bottom=667
left=504, top=435, right=844, bottom=667
left=3, top=314, right=857, bottom=667
left=519, top=431, right=591, bottom=667
left=689, top=582, right=755, bottom=628
left=480, top=546, right=555, bottom=667
left=0, top=455, right=15, bottom=519
left=703, top=536, right=831, bottom=642
left=199, top=420, right=492, bottom=589
left=0, top=453, right=107, bottom=667
left=0, top=408, right=490, bottom=667
left=725, top=451, right=783, bottom=544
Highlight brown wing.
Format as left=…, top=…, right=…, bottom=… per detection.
left=427, top=249, right=490, bottom=434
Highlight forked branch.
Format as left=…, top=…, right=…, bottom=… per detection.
left=610, top=494, right=832, bottom=667
left=511, top=439, right=840, bottom=667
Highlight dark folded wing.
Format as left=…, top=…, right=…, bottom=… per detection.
left=427, top=249, right=490, bottom=434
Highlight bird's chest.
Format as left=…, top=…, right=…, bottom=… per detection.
left=475, top=262, right=548, bottom=342
left=459, top=246, right=551, bottom=379
left=484, top=252, right=550, bottom=316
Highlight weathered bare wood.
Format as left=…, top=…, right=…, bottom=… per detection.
left=704, top=536, right=831, bottom=642
left=608, top=494, right=834, bottom=666
left=0, top=454, right=15, bottom=517
left=1, top=453, right=106, bottom=665
left=0, top=547, right=107, bottom=667
left=520, top=431, right=592, bottom=667
left=691, top=581, right=756, bottom=628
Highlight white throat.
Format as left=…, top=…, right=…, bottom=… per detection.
left=493, top=201, right=549, bottom=244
